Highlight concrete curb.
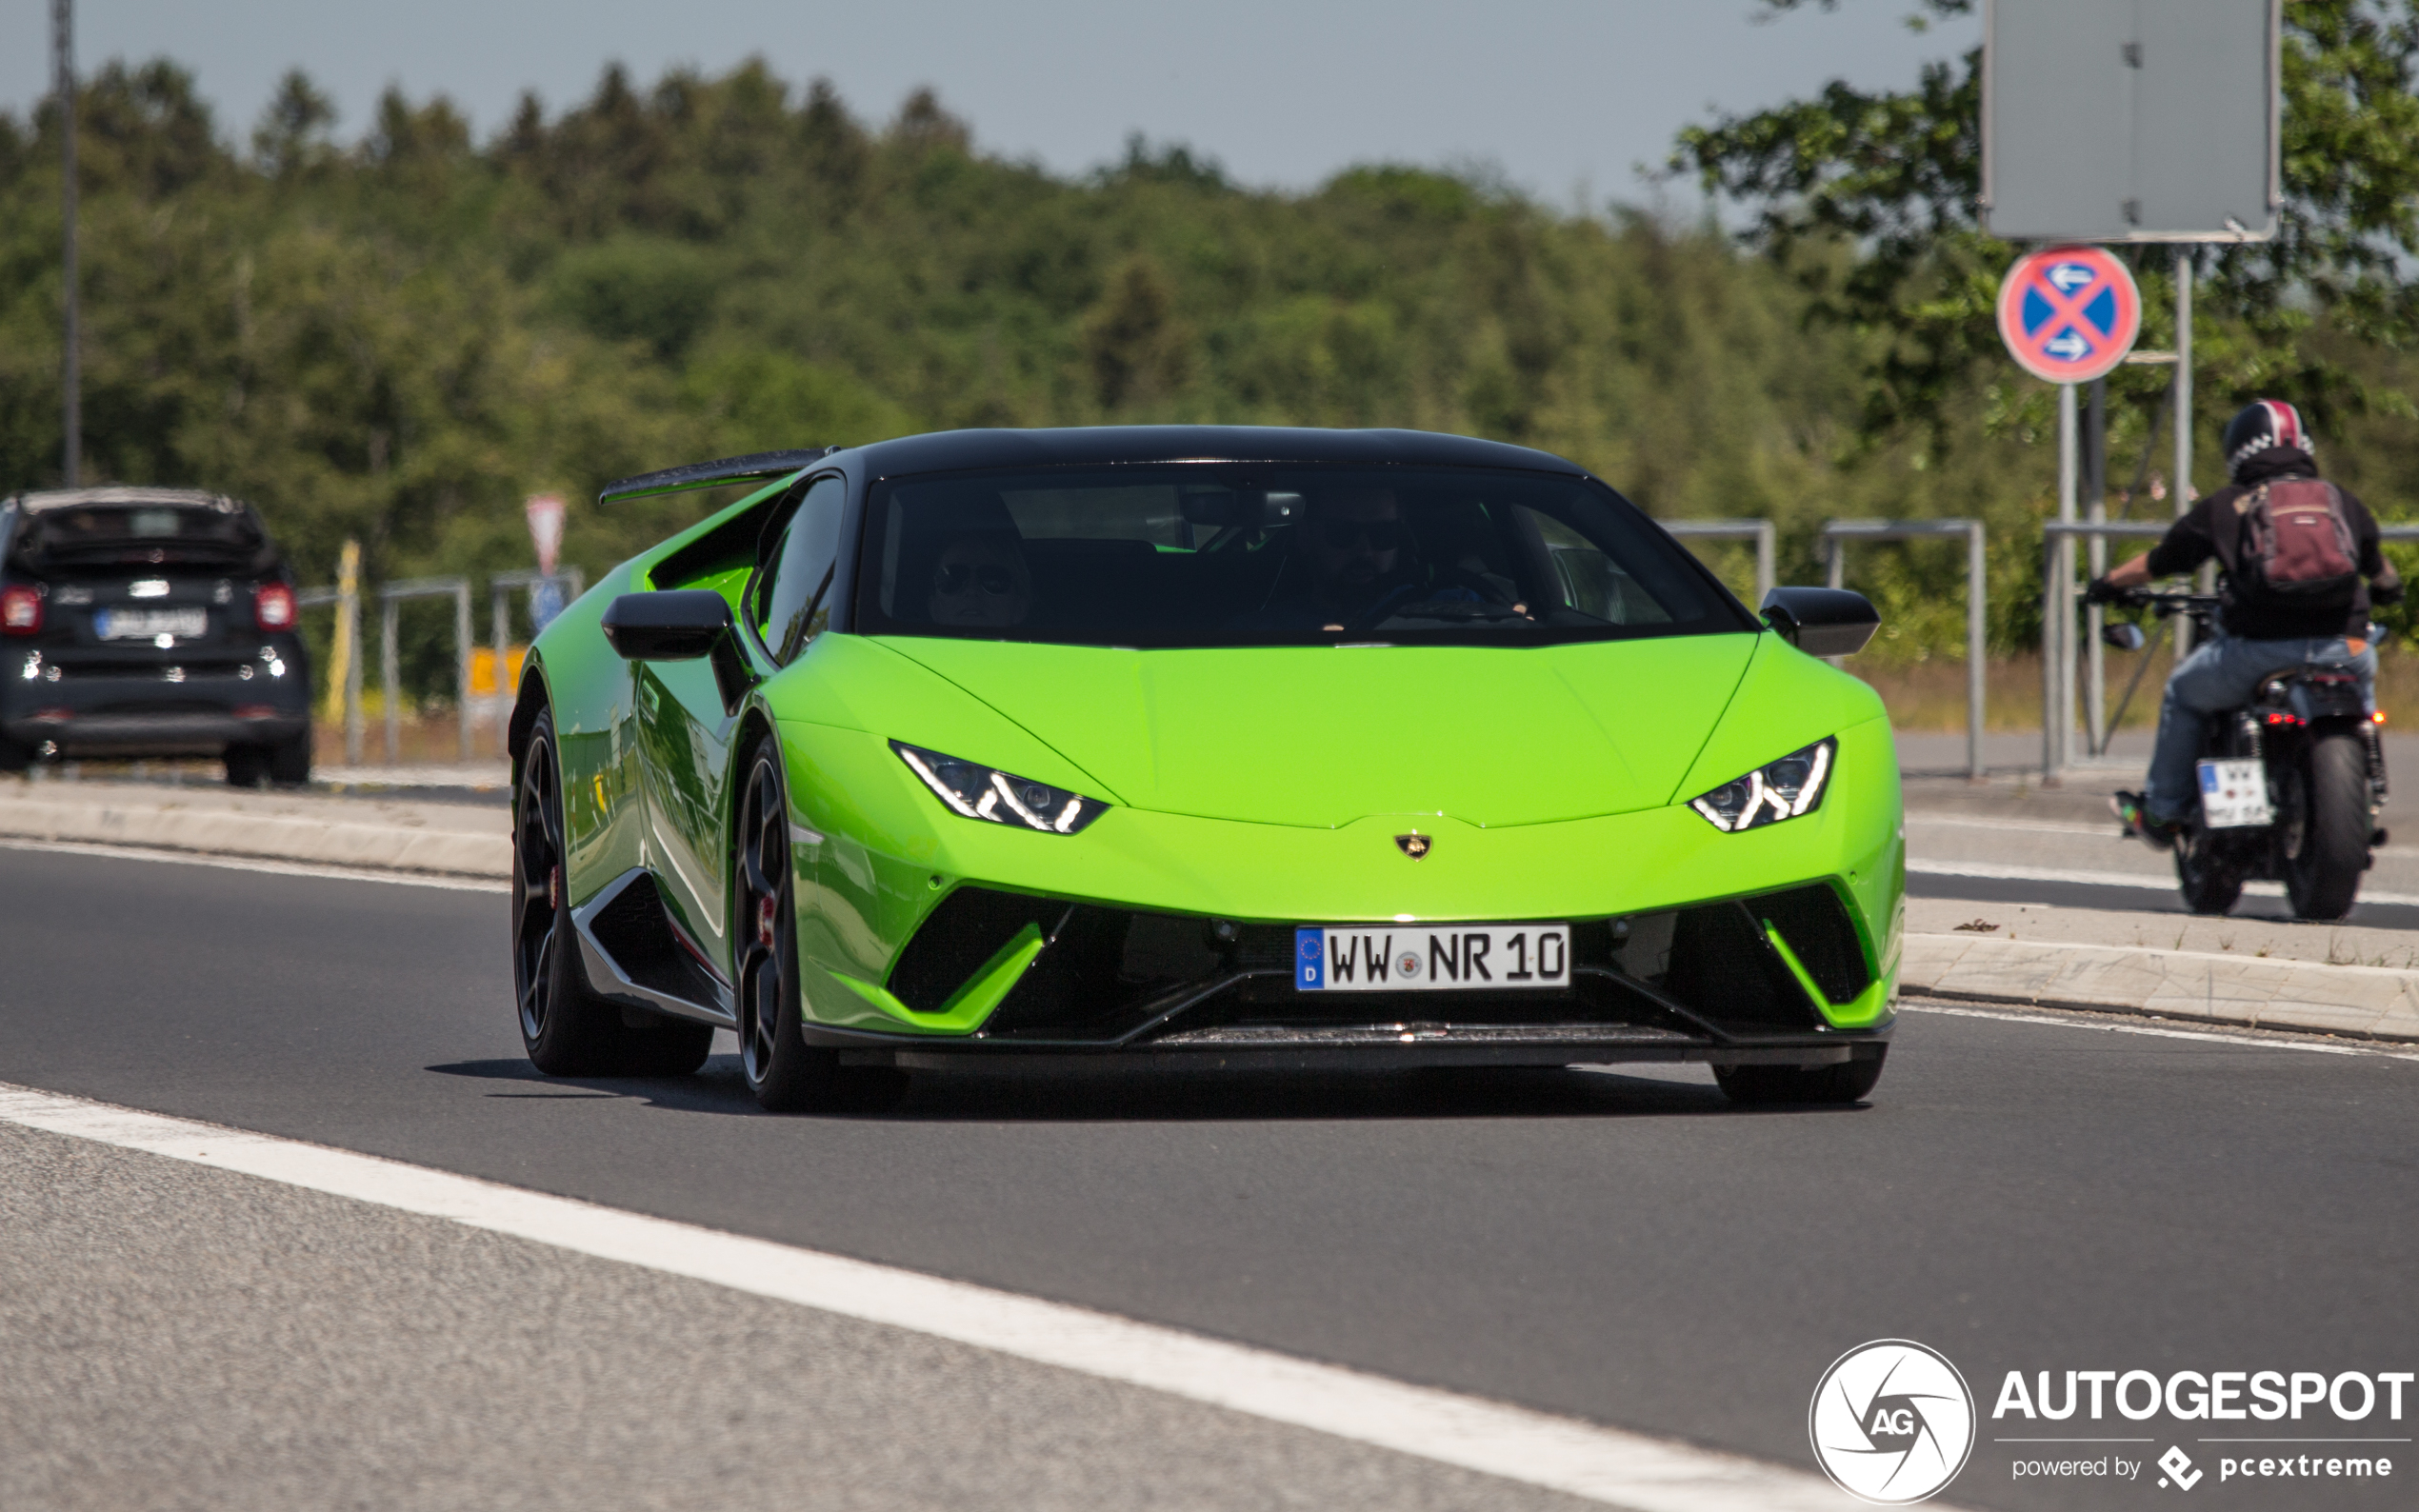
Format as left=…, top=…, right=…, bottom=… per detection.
left=0, top=790, right=509, bottom=879
left=1902, top=932, right=2419, bottom=1044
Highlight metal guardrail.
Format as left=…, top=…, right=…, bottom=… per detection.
left=294, top=571, right=590, bottom=766
left=378, top=578, right=471, bottom=765
left=1660, top=519, right=1776, bottom=606
left=1823, top=520, right=1988, bottom=781
left=2040, top=521, right=2169, bottom=781
left=485, top=570, right=584, bottom=748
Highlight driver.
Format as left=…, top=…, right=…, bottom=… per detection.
left=926, top=530, right=1033, bottom=629
left=1236, top=487, right=1494, bottom=635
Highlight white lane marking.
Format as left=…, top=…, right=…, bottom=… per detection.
left=1899, top=1002, right=2419, bottom=1063
left=0, top=837, right=507, bottom=894
left=1907, top=855, right=2419, bottom=907
left=1907, top=814, right=2117, bottom=837
left=0, top=1084, right=1921, bottom=1512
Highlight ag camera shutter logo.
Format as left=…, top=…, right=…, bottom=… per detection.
left=1809, top=1340, right=1977, bottom=1504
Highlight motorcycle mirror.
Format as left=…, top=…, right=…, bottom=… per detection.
left=2102, top=622, right=2147, bottom=652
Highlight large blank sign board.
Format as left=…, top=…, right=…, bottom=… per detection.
left=1984, top=0, right=2278, bottom=242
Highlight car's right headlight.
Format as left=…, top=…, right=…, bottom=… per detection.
left=1688, top=737, right=1835, bottom=833
left=892, top=741, right=1109, bottom=834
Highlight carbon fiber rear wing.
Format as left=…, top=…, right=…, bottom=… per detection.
left=596, top=448, right=835, bottom=506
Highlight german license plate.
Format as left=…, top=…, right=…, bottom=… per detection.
left=94, top=607, right=208, bottom=641
left=2198, top=758, right=2272, bottom=827
left=1294, top=923, right=1569, bottom=992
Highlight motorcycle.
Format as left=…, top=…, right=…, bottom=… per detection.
left=2107, top=590, right=2388, bottom=920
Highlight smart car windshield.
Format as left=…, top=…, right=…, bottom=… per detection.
left=854, top=465, right=1750, bottom=647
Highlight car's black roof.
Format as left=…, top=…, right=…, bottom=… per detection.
left=847, top=427, right=1589, bottom=480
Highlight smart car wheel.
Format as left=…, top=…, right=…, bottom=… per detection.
left=224, top=743, right=270, bottom=788
left=514, top=707, right=711, bottom=1077
left=733, top=735, right=907, bottom=1113
left=1713, top=1047, right=1885, bottom=1106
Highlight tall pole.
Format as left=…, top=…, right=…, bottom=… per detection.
left=2173, top=248, right=2195, bottom=657
left=53, top=0, right=78, bottom=487
left=2061, top=382, right=2080, bottom=779
left=2085, top=378, right=2108, bottom=755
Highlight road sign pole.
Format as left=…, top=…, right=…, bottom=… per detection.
left=2058, top=382, right=2079, bottom=773
left=2172, top=248, right=2196, bottom=659
left=53, top=0, right=77, bottom=487
left=2086, top=378, right=2108, bottom=755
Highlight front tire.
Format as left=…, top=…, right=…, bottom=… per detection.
left=513, top=708, right=711, bottom=1077
left=2284, top=731, right=2369, bottom=921
left=732, top=735, right=907, bottom=1113
left=1714, top=1047, right=1885, bottom=1106
left=2174, top=826, right=2245, bottom=916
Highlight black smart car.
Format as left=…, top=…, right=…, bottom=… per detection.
left=0, top=487, right=312, bottom=786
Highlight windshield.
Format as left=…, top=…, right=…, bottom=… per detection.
left=854, top=465, right=1749, bottom=648
left=13, top=503, right=269, bottom=572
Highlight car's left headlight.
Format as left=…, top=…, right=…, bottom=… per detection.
left=892, top=741, right=1110, bottom=834
left=1688, top=737, right=1835, bottom=833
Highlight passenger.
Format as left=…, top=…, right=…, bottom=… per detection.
left=927, top=531, right=1033, bottom=629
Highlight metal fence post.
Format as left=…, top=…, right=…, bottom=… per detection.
left=1819, top=520, right=1987, bottom=780
left=1966, top=521, right=1987, bottom=783
left=1658, top=520, right=1778, bottom=608
left=452, top=581, right=473, bottom=763
left=339, top=581, right=363, bottom=766
left=2041, top=528, right=2060, bottom=782
left=490, top=581, right=512, bottom=753
left=375, top=576, right=475, bottom=768
left=380, top=594, right=401, bottom=766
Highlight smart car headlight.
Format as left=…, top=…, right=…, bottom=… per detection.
left=1689, top=737, right=1835, bottom=833
left=892, top=741, right=1109, bottom=834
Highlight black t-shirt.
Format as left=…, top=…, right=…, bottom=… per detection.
left=2143, top=449, right=2390, bottom=641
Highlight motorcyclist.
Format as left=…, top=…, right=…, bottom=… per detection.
left=2089, top=400, right=2403, bottom=846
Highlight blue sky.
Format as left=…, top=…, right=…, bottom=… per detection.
left=0, top=1, right=1977, bottom=202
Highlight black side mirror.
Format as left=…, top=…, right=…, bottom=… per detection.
left=1760, top=587, right=1881, bottom=658
left=602, top=590, right=731, bottom=660
left=2102, top=622, right=2147, bottom=651
left=603, top=590, right=755, bottom=713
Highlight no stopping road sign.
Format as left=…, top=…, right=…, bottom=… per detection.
left=1996, top=246, right=2141, bottom=384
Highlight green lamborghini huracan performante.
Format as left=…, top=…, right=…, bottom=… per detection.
left=508, top=428, right=1902, bottom=1110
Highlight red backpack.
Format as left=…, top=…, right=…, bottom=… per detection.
left=2234, top=479, right=2360, bottom=608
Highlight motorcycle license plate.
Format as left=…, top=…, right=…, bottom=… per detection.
left=2198, top=759, right=2273, bottom=828
left=1294, top=924, right=1569, bottom=992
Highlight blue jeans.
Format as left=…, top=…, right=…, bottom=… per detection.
left=2145, top=633, right=2376, bottom=823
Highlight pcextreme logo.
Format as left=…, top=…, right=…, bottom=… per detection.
left=1809, top=1340, right=1977, bottom=1505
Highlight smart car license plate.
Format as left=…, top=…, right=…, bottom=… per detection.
left=1294, top=924, right=1569, bottom=992
left=2197, top=758, right=2273, bottom=828
left=94, top=607, right=208, bottom=641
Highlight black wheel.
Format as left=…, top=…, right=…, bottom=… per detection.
left=2284, top=731, right=2369, bottom=921
left=513, top=708, right=711, bottom=1077
left=267, top=728, right=311, bottom=786
left=732, top=735, right=907, bottom=1113
left=0, top=733, right=34, bottom=773
left=224, top=743, right=270, bottom=787
left=1714, top=1047, right=1885, bottom=1106
left=2173, top=825, right=2245, bottom=915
